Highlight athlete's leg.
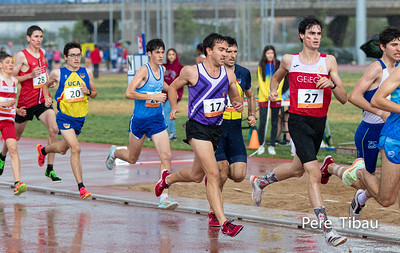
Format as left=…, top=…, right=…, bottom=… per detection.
left=1, top=121, right=27, bottom=157
left=326, top=161, right=367, bottom=190
left=228, top=162, right=247, bottom=183
left=59, top=129, right=83, bottom=183
left=38, top=109, right=58, bottom=165
left=114, top=132, right=146, bottom=164
left=152, top=130, right=172, bottom=173
left=6, top=138, right=20, bottom=182
left=217, top=160, right=229, bottom=190
left=303, top=160, right=324, bottom=208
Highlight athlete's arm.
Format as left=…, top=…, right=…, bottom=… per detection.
left=227, top=69, right=243, bottom=113
left=269, top=54, right=291, bottom=102
left=82, top=69, right=97, bottom=99
left=125, top=65, right=166, bottom=102
left=349, top=62, right=389, bottom=120
left=325, top=55, right=347, bottom=104
left=371, top=66, right=400, bottom=114
left=42, top=69, right=60, bottom=107
left=12, top=51, right=41, bottom=83
left=169, top=65, right=196, bottom=120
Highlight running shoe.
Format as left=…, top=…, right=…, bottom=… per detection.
left=36, top=144, right=47, bottom=167
left=208, top=212, right=220, bottom=227
left=79, top=187, right=91, bottom=200
left=221, top=220, right=243, bottom=237
left=13, top=182, right=27, bottom=196
left=158, top=197, right=178, bottom=210
left=324, top=229, right=347, bottom=247
left=105, top=145, right=117, bottom=170
left=169, top=133, right=177, bottom=141
left=0, top=158, right=5, bottom=176
left=320, top=155, right=334, bottom=184
left=250, top=175, right=263, bottom=207
left=45, top=170, right=62, bottom=183
left=155, top=169, right=170, bottom=197
left=342, top=158, right=365, bottom=186
left=268, top=146, right=276, bottom=155
left=257, top=146, right=265, bottom=155
left=350, top=189, right=365, bottom=220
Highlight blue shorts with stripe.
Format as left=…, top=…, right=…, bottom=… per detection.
left=377, top=135, right=400, bottom=164
left=129, top=113, right=167, bottom=139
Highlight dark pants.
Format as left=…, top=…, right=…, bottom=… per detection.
left=258, top=106, right=280, bottom=146
left=93, top=64, right=99, bottom=78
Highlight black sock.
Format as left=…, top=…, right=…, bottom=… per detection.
left=41, top=147, right=47, bottom=156
left=14, top=181, right=19, bottom=186
left=78, top=182, right=85, bottom=190
left=0, top=153, right=6, bottom=161
left=46, top=164, right=53, bottom=173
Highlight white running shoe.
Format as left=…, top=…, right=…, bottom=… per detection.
left=257, top=146, right=265, bottom=155
left=250, top=175, right=263, bottom=207
left=105, top=145, right=117, bottom=170
left=350, top=189, right=365, bottom=220
left=268, top=146, right=276, bottom=155
left=158, top=197, right=178, bottom=210
left=325, top=229, right=347, bottom=247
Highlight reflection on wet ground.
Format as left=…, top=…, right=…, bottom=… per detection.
left=0, top=188, right=398, bottom=252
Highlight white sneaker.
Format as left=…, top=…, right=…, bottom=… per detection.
left=257, top=146, right=265, bottom=155
left=250, top=175, right=263, bottom=207
left=169, top=133, right=177, bottom=141
left=325, top=229, right=347, bottom=247
left=268, top=146, right=276, bottom=155
left=105, top=145, right=117, bottom=170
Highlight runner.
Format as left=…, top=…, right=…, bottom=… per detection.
left=208, top=36, right=256, bottom=227
left=0, top=53, right=27, bottom=195
left=342, top=63, right=400, bottom=211
left=320, top=27, right=400, bottom=219
left=249, top=17, right=348, bottom=247
left=155, top=33, right=244, bottom=237
left=105, top=39, right=179, bottom=209
left=0, top=25, right=61, bottom=183
left=36, top=42, right=97, bottom=199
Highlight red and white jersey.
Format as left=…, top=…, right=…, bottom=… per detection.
left=288, top=53, right=331, bottom=117
left=0, top=76, right=17, bottom=122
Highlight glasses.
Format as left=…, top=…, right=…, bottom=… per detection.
left=68, top=54, right=82, bottom=58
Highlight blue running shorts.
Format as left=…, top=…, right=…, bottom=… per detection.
left=56, top=112, right=85, bottom=135
left=129, top=113, right=167, bottom=139
left=215, top=119, right=247, bottom=164
left=377, top=135, right=400, bottom=164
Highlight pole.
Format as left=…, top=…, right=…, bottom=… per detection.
left=167, top=0, right=174, bottom=49
left=269, top=0, right=275, bottom=44
left=215, top=0, right=219, bottom=33
left=356, top=0, right=366, bottom=65
left=121, top=0, right=125, bottom=41
left=109, top=0, right=113, bottom=49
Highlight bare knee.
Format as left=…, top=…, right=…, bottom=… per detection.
left=230, top=170, right=246, bottom=182
left=379, top=197, right=396, bottom=208
left=49, top=127, right=59, bottom=139
left=7, top=145, right=18, bottom=157
left=159, top=150, right=172, bottom=164
left=193, top=174, right=204, bottom=183
left=292, top=170, right=304, bottom=178
left=70, top=145, right=81, bottom=155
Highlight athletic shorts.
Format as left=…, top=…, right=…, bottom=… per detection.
left=15, top=103, right=53, bottom=123
left=129, top=113, right=167, bottom=139
left=354, top=121, right=384, bottom=173
left=0, top=121, right=17, bottom=140
left=377, top=135, right=400, bottom=164
left=288, top=113, right=326, bottom=164
left=184, top=119, right=222, bottom=151
left=215, top=119, right=247, bottom=164
left=56, top=112, right=85, bottom=136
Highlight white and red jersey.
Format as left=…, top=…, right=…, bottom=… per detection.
left=288, top=53, right=331, bottom=117
left=17, top=49, right=49, bottom=109
left=0, top=76, right=17, bottom=122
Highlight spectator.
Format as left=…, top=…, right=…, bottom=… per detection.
left=90, top=44, right=102, bottom=78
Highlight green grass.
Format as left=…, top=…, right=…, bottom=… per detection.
left=20, top=72, right=369, bottom=165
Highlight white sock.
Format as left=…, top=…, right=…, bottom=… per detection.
left=332, top=165, right=345, bottom=177
left=357, top=191, right=369, bottom=206
left=160, top=193, right=168, bottom=203
left=111, top=149, right=116, bottom=159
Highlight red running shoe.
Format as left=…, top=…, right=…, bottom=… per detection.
left=221, top=220, right=243, bottom=237
left=36, top=144, right=47, bottom=167
left=155, top=169, right=170, bottom=197
left=320, top=155, right=334, bottom=184
left=79, top=187, right=91, bottom=200
left=208, top=212, right=220, bottom=227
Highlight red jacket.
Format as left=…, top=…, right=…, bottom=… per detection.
left=90, top=48, right=101, bottom=64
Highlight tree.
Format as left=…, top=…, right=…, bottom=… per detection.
left=72, top=20, right=91, bottom=44
left=174, top=5, right=199, bottom=44
left=58, top=26, right=72, bottom=43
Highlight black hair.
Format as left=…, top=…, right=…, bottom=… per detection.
left=259, top=45, right=279, bottom=82
left=379, top=27, right=400, bottom=46
left=298, top=17, right=323, bottom=43
left=225, top=36, right=238, bottom=47
left=196, top=43, right=204, bottom=53
left=203, top=33, right=226, bottom=57
left=0, top=53, right=12, bottom=63
left=146, top=39, right=165, bottom=53
left=27, top=25, right=43, bottom=37
left=63, top=42, right=82, bottom=56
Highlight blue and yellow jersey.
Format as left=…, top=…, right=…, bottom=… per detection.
left=223, top=64, right=251, bottom=120
left=258, top=63, right=284, bottom=103
left=55, top=67, right=90, bottom=118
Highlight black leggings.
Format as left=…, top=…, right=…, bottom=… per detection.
left=258, top=106, right=280, bottom=146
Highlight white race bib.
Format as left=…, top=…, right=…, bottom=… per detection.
left=298, top=89, right=323, bottom=108
left=33, top=73, right=47, bottom=89
left=65, top=86, right=84, bottom=102
left=144, top=91, right=161, bottom=107
left=203, top=98, right=225, bottom=117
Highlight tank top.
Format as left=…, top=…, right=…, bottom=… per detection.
left=17, top=49, right=48, bottom=108
left=55, top=67, right=90, bottom=118
left=362, top=59, right=390, bottom=124
left=288, top=53, right=331, bottom=117
left=0, top=75, right=17, bottom=122
left=133, top=63, right=164, bottom=119
left=188, top=63, right=229, bottom=126
left=380, top=87, right=400, bottom=140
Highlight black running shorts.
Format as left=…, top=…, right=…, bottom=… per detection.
left=184, top=119, right=222, bottom=151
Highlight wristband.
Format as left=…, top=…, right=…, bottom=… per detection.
left=88, top=90, right=92, bottom=96
left=331, top=82, right=337, bottom=90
